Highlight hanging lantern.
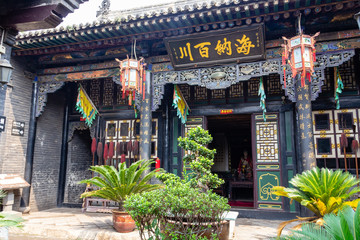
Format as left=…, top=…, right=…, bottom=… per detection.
left=282, top=31, right=319, bottom=88
left=115, top=56, right=146, bottom=105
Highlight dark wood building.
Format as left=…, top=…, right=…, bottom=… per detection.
left=3, top=0, right=360, bottom=218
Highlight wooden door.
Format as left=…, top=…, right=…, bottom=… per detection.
left=252, top=113, right=283, bottom=210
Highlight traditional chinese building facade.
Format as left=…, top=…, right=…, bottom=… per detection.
left=2, top=0, right=360, bottom=218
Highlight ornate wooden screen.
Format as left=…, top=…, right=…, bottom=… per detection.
left=105, top=119, right=158, bottom=166
left=313, top=109, right=359, bottom=170
left=252, top=113, right=283, bottom=210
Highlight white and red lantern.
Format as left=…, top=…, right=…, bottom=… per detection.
left=115, top=56, right=146, bottom=105
left=282, top=31, right=319, bottom=88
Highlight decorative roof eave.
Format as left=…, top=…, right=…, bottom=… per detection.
left=13, top=0, right=359, bottom=54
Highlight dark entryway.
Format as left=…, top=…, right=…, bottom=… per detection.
left=208, top=114, right=254, bottom=208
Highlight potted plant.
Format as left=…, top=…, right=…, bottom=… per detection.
left=0, top=190, right=24, bottom=240
left=125, top=127, right=230, bottom=240
left=79, top=159, right=164, bottom=233
left=273, top=167, right=360, bottom=237
left=278, top=202, right=360, bottom=240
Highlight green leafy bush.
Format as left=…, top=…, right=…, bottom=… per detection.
left=124, top=127, right=230, bottom=240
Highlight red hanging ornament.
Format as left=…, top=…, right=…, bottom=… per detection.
left=282, top=28, right=319, bottom=88
left=115, top=56, right=147, bottom=106
left=108, top=142, right=115, bottom=160
left=91, top=138, right=97, bottom=155
left=103, top=143, right=108, bottom=165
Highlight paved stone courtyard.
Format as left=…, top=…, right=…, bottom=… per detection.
left=8, top=208, right=292, bottom=240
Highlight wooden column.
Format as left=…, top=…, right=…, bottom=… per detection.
left=139, top=71, right=152, bottom=164
left=20, top=77, right=38, bottom=211
left=296, top=77, right=316, bottom=171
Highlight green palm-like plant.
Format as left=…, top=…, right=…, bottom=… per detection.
left=279, top=202, right=360, bottom=240
left=273, top=167, right=360, bottom=236
left=80, top=159, right=164, bottom=211
left=274, top=167, right=360, bottom=217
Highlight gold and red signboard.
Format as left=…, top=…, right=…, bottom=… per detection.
left=165, top=25, right=265, bottom=70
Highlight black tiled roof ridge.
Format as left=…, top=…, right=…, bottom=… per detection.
left=17, top=0, right=264, bottom=39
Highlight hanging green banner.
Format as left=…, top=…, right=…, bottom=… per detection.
left=173, top=85, right=190, bottom=124
left=334, top=67, right=344, bottom=110
left=76, top=85, right=98, bottom=127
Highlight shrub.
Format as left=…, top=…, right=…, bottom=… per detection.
left=124, top=127, right=230, bottom=240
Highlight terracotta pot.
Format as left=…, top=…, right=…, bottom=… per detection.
left=161, top=219, right=229, bottom=240
left=112, top=210, right=136, bottom=233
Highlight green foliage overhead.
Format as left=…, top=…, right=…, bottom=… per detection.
left=280, top=202, right=360, bottom=240
left=79, top=159, right=164, bottom=210
left=273, top=167, right=360, bottom=217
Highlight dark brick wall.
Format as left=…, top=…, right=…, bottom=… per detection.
left=64, top=128, right=92, bottom=204
left=30, top=90, right=65, bottom=211
left=0, top=56, right=32, bottom=175
left=0, top=56, right=33, bottom=211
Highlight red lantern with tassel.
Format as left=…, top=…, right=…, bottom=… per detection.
left=103, top=143, right=108, bottom=166
left=120, top=142, right=126, bottom=164
left=282, top=17, right=319, bottom=88
left=115, top=56, right=146, bottom=105
left=108, top=142, right=115, bottom=166
left=156, top=158, right=160, bottom=172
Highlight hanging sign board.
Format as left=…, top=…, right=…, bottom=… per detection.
left=0, top=116, right=5, bottom=132
left=11, top=121, right=25, bottom=136
left=164, top=25, right=265, bottom=70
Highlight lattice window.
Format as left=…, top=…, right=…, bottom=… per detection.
left=194, top=86, right=207, bottom=101
left=248, top=78, right=260, bottom=97
left=211, top=89, right=226, bottom=99
left=178, top=84, right=191, bottom=101
left=116, top=85, right=127, bottom=105
left=256, top=121, right=279, bottom=163
left=103, top=79, right=114, bottom=106
left=266, top=74, right=283, bottom=96
left=322, top=67, right=332, bottom=93
left=89, top=79, right=101, bottom=107
left=229, top=82, right=244, bottom=98
left=338, top=58, right=357, bottom=91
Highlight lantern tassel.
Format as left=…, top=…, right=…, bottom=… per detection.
left=306, top=72, right=311, bottom=83
left=103, top=142, right=108, bottom=166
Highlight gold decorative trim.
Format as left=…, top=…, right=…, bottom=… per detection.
left=258, top=204, right=282, bottom=209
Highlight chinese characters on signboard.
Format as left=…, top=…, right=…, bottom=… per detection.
left=164, top=25, right=265, bottom=70
left=11, top=121, right=25, bottom=136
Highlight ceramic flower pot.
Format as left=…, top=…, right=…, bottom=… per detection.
left=112, top=210, right=136, bottom=233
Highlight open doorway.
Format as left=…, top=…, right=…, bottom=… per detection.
left=208, top=114, right=254, bottom=208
